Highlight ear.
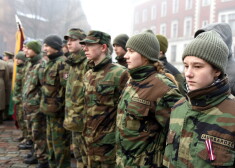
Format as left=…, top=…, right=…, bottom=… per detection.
left=214, top=69, right=221, bottom=78
left=101, top=44, right=108, bottom=52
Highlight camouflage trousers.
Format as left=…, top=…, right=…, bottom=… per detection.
left=46, top=115, right=71, bottom=168
left=16, top=104, right=27, bottom=139
left=31, top=112, right=48, bottom=163
left=72, top=131, right=87, bottom=167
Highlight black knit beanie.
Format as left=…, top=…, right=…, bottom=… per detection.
left=44, top=35, right=62, bottom=51
left=113, top=34, right=129, bottom=51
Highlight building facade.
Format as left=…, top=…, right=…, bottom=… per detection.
left=132, top=0, right=235, bottom=71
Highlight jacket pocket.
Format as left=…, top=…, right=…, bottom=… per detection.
left=125, top=101, right=150, bottom=131
left=197, top=140, right=235, bottom=167
left=45, top=70, right=57, bottom=85
left=96, top=82, right=115, bottom=106
left=40, top=97, right=62, bottom=116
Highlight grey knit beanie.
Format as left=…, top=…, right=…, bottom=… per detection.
left=182, top=30, right=228, bottom=74
left=126, top=32, right=160, bottom=62
left=113, top=34, right=129, bottom=51
left=44, top=35, right=62, bottom=51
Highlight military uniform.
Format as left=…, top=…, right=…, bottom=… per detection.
left=116, top=65, right=183, bottom=168
left=83, top=56, right=129, bottom=167
left=13, top=52, right=27, bottom=139
left=163, top=78, right=235, bottom=168
left=64, top=50, right=89, bottom=167
left=38, top=49, right=70, bottom=168
left=22, top=52, right=48, bottom=164
left=0, top=60, right=9, bottom=123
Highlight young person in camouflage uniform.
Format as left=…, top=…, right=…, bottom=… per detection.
left=22, top=41, right=49, bottom=168
left=163, top=30, right=235, bottom=168
left=112, top=34, right=129, bottom=67
left=12, top=51, right=27, bottom=142
left=63, top=28, right=89, bottom=167
left=80, top=30, right=129, bottom=168
left=39, top=35, right=70, bottom=168
left=116, top=32, right=183, bottom=168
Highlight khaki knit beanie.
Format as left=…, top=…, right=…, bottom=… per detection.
left=113, top=34, right=129, bottom=51
left=182, top=30, right=228, bottom=74
left=156, top=34, right=168, bottom=54
left=126, top=32, right=160, bottom=62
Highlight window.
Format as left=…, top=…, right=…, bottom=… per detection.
left=171, top=45, right=177, bottom=62
left=219, top=12, right=235, bottom=34
left=160, top=24, right=167, bottom=36
left=135, top=12, right=139, bottom=24
left=161, top=1, right=167, bottom=17
left=185, top=0, right=193, bottom=10
left=151, top=6, right=156, bottom=20
left=202, top=0, right=211, bottom=6
left=171, top=21, right=178, bottom=38
left=142, top=9, right=147, bottom=22
left=184, top=17, right=192, bottom=36
left=172, top=0, right=179, bottom=14
left=202, top=20, right=208, bottom=27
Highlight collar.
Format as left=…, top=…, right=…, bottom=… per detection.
left=186, top=77, right=230, bottom=110
left=89, top=55, right=112, bottom=72
left=129, top=65, right=156, bottom=82
left=66, top=50, right=86, bottom=66
left=48, top=51, right=63, bottom=60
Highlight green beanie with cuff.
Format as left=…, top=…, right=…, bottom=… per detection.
left=26, top=41, right=42, bottom=54
left=182, top=30, right=229, bottom=74
left=126, top=32, right=160, bottom=62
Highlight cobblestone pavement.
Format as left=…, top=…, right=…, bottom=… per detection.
left=0, top=120, right=76, bottom=168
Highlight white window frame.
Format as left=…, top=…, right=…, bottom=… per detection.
left=160, top=24, right=167, bottom=36
left=184, top=17, right=192, bottom=36
left=142, top=9, right=147, bottom=22
left=151, top=6, right=156, bottom=20
left=185, top=0, right=193, bottom=10
left=161, top=1, right=167, bottom=17
left=171, top=21, right=178, bottom=38
left=172, top=0, right=179, bottom=14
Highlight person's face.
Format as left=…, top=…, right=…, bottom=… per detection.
left=22, top=44, right=27, bottom=54
left=113, top=44, right=126, bottom=57
left=25, top=48, right=37, bottom=58
left=43, top=44, right=58, bottom=56
left=15, top=58, right=24, bottom=65
left=124, top=48, right=148, bottom=69
left=3, top=56, right=8, bottom=61
left=67, top=37, right=82, bottom=53
left=82, top=43, right=105, bottom=61
left=183, top=56, right=221, bottom=91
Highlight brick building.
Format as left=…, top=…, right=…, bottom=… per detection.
left=132, top=0, right=235, bottom=71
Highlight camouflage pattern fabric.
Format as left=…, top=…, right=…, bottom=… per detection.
left=116, top=65, right=183, bottom=168
left=38, top=53, right=71, bottom=168
left=22, top=55, right=42, bottom=141
left=38, top=55, right=69, bottom=117
left=63, top=51, right=89, bottom=166
left=22, top=55, right=48, bottom=163
left=163, top=77, right=235, bottom=168
left=13, top=64, right=27, bottom=138
left=83, top=56, right=129, bottom=167
left=47, top=115, right=71, bottom=168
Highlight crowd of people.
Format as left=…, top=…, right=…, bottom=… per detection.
left=0, top=22, right=235, bottom=168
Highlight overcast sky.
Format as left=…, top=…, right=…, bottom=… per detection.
left=80, top=0, right=134, bottom=39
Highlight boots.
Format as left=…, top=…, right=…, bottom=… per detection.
left=23, top=155, right=38, bottom=164
left=18, top=140, right=33, bottom=150
left=35, top=161, right=49, bottom=168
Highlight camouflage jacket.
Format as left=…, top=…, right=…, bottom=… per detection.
left=38, top=53, right=69, bottom=117
left=163, top=78, right=235, bottom=168
left=116, top=65, right=183, bottom=168
left=13, top=63, right=26, bottom=105
left=83, top=56, right=129, bottom=161
left=64, top=50, right=89, bottom=131
left=22, top=54, right=43, bottom=114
